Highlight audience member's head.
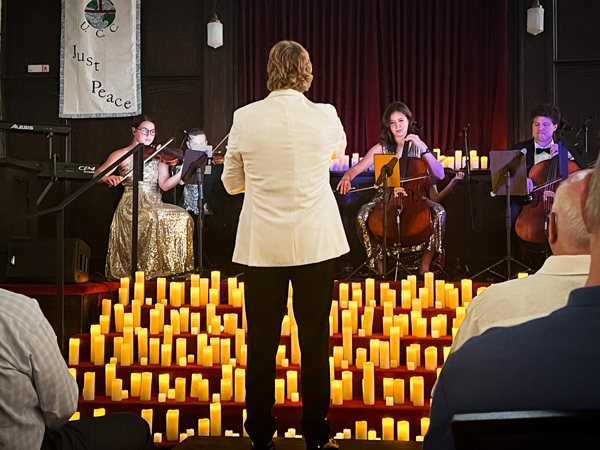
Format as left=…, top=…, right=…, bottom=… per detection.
left=582, top=165, right=600, bottom=286
left=584, top=166, right=600, bottom=237
left=549, top=169, right=593, bottom=255
left=267, top=40, right=313, bottom=93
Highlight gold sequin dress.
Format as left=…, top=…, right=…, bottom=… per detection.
left=357, top=143, right=446, bottom=272
left=106, top=159, right=195, bottom=280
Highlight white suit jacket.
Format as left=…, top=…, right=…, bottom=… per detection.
left=222, top=89, right=350, bottom=267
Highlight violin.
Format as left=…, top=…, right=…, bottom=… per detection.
left=367, top=142, right=433, bottom=247
left=144, top=144, right=183, bottom=166
left=515, top=155, right=579, bottom=244
left=118, top=138, right=176, bottom=183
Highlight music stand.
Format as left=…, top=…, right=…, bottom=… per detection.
left=344, top=154, right=401, bottom=280
left=472, top=150, right=533, bottom=281
left=181, top=145, right=212, bottom=276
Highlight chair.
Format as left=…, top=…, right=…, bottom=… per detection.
left=451, top=410, right=600, bottom=450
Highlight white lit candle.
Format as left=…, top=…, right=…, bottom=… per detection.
left=149, top=338, right=160, bottom=365
left=134, top=281, right=144, bottom=302
left=210, top=403, right=221, bottom=436
left=332, top=380, right=343, bottom=405
left=114, top=303, right=124, bottom=333
left=141, top=372, right=152, bottom=401
left=461, top=279, right=472, bottom=305
left=175, top=377, right=186, bottom=402
left=411, top=376, right=425, bottom=406
left=355, top=421, right=367, bottom=440
left=161, top=344, right=172, bottom=366
left=425, top=346, right=438, bottom=370
left=235, top=368, right=245, bottom=403
left=198, top=379, right=209, bottom=402
left=170, top=282, right=181, bottom=308
left=382, top=417, right=394, bottom=441
left=407, top=275, right=417, bottom=300
left=111, top=378, right=123, bottom=401
left=481, top=156, right=488, bottom=169
left=275, top=379, right=285, bottom=404
left=397, top=420, right=410, bottom=441
left=141, top=409, right=153, bottom=434
left=362, top=362, right=375, bottom=405
left=166, top=409, right=179, bottom=442
left=82, top=372, right=95, bottom=401
left=69, top=338, right=80, bottom=366
left=291, top=326, right=301, bottom=365
left=93, top=335, right=105, bottom=366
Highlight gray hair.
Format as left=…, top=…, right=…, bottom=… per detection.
left=585, top=166, right=600, bottom=236
left=554, top=174, right=590, bottom=249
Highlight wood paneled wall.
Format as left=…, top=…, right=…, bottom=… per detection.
left=508, top=0, right=600, bottom=162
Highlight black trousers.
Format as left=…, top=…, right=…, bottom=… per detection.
left=41, top=413, right=155, bottom=450
left=243, top=259, right=336, bottom=447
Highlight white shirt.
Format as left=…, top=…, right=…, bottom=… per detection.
left=222, top=89, right=350, bottom=266
left=452, top=255, right=590, bottom=353
left=533, top=139, right=554, bottom=165
left=0, top=289, right=79, bottom=450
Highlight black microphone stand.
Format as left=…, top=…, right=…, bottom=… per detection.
left=575, top=114, right=595, bottom=159
left=376, top=157, right=402, bottom=280
left=381, top=165, right=392, bottom=277
left=472, top=151, right=532, bottom=280
left=190, top=154, right=210, bottom=276
left=459, top=124, right=475, bottom=231
left=343, top=158, right=397, bottom=281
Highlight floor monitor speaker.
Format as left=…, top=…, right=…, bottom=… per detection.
left=6, top=238, right=90, bottom=283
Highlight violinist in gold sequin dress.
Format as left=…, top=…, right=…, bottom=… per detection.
left=94, top=114, right=194, bottom=280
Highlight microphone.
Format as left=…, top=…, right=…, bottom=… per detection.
left=375, top=158, right=398, bottom=186
left=458, top=124, right=471, bottom=137
left=575, top=113, right=597, bottom=138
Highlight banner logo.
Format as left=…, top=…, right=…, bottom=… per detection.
left=84, top=0, right=116, bottom=30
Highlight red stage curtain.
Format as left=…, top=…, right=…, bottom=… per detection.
left=239, top=0, right=507, bottom=156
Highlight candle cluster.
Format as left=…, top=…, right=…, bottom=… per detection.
left=68, top=271, right=478, bottom=442
left=437, top=149, right=489, bottom=171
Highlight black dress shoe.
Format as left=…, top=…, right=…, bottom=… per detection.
left=307, top=438, right=339, bottom=449
left=251, top=440, right=275, bottom=450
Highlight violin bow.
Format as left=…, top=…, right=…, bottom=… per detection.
left=212, top=133, right=230, bottom=156
left=120, top=137, right=174, bottom=182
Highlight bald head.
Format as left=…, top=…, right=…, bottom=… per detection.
left=584, top=166, right=600, bottom=237
left=549, top=170, right=593, bottom=255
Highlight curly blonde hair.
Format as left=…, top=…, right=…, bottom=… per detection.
left=266, top=40, right=313, bottom=93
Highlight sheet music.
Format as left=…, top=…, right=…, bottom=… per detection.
left=185, top=144, right=212, bottom=175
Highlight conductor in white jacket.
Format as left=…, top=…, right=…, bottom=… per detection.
left=222, top=40, right=349, bottom=450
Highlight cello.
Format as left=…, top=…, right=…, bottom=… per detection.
left=515, top=153, right=579, bottom=244
left=367, top=142, right=433, bottom=248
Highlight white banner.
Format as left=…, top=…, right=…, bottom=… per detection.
left=60, top=0, right=141, bottom=118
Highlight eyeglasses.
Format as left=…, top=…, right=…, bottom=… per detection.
left=136, top=127, right=156, bottom=136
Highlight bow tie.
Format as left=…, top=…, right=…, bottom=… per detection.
left=536, top=147, right=551, bottom=155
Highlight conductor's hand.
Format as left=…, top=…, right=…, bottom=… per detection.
left=212, top=155, right=224, bottom=165
left=337, top=173, right=352, bottom=195
left=102, top=175, right=122, bottom=186
left=527, top=177, right=534, bottom=194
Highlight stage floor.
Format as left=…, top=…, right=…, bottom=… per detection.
left=172, top=436, right=423, bottom=450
